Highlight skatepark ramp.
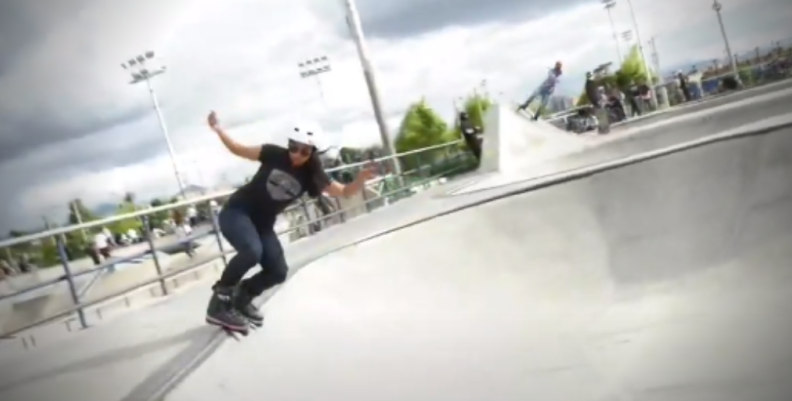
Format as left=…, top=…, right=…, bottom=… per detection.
left=162, top=118, right=792, bottom=400
left=2, top=112, right=791, bottom=401
left=479, top=102, right=585, bottom=173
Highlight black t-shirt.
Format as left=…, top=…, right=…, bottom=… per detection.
left=227, top=144, right=331, bottom=228
left=460, top=120, right=476, bottom=138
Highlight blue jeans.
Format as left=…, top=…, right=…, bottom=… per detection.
left=524, top=90, right=551, bottom=116
left=215, top=206, right=288, bottom=296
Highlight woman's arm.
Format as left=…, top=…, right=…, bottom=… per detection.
left=207, top=111, right=261, bottom=162
left=323, top=162, right=377, bottom=198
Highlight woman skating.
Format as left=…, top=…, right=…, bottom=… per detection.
left=204, top=111, right=377, bottom=334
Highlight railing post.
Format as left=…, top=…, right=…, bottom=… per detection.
left=142, top=216, right=168, bottom=296
left=361, top=180, right=372, bottom=213
left=55, top=235, right=88, bottom=330
left=299, top=199, right=314, bottom=236
left=334, top=197, right=345, bottom=223
left=209, top=206, right=228, bottom=267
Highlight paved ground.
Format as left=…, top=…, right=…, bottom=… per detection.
left=460, top=85, right=792, bottom=193
left=610, top=78, right=792, bottom=132
left=167, top=124, right=792, bottom=401
left=0, top=91, right=790, bottom=400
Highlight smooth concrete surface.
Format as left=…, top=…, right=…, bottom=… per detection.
left=461, top=85, right=792, bottom=193
left=0, top=238, right=216, bottom=335
left=614, top=79, right=792, bottom=133
left=0, top=93, right=789, bottom=400
left=479, top=102, right=584, bottom=174
left=166, top=126, right=792, bottom=401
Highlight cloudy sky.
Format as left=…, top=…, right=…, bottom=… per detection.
left=0, top=0, right=790, bottom=233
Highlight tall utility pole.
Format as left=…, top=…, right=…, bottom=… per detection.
left=647, top=37, right=661, bottom=78
left=340, top=0, right=402, bottom=177
left=602, top=0, right=622, bottom=63
left=624, top=0, right=659, bottom=107
left=298, top=56, right=331, bottom=105
left=120, top=51, right=187, bottom=199
left=70, top=200, right=88, bottom=242
left=712, top=0, right=740, bottom=83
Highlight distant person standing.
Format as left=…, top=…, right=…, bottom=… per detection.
left=458, top=112, right=482, bottom=160
left=676, top=71, right=691, bottom=102
left=101, top=226, right=115, bottom=247
left=584, top=72, right=598, bottom=106
left=93, top=230, right=112, bottom=260
left=186, top=205, right=199, bottom=227
left=174, top=212, right=196, bottom=258
left=518, top=61, right=563, bottom=120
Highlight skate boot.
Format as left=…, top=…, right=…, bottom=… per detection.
left=206, top=284, right=249, bottom=333
left=233, top=283, right=264, bottom=327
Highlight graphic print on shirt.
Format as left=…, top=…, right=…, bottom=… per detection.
left=266, top=169, right=303, bottom=201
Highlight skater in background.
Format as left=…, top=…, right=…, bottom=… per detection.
left=584, top=71, right=601, bottom=113
left=173, top=210, right=196, bottom=258
left=518, top=61, right=563, bottom=120
left=676, top=71, right=691, bottom=102
left=204, top=111, right=377, bottom=334
left=458, top=111, right=482, bottom=160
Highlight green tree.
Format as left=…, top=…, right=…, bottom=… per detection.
left=576, top=45, right=655, bottom=107
left=338, top=147, right=364, bottom=163
left=619, top=45, right=650, bottom=85
left=394, top=99, right=450, bottom=173
left=148, top=198, right=171, bottom=229
left=445, top=92, right=493, bottom=155
left=461, top=93, right=492, bottom=131
left=738, top=69, right=755, bottom=86
left=109, top=195, right=143, bottom=234
left=67, top=198, right=99, bottom=226
left=64, top=199, right=94, bottom=260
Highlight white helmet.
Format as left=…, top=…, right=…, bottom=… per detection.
left=289, top=121, right=323, bottom=147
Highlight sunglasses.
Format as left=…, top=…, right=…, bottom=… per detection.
left=288, top=140, right=313, bottom=157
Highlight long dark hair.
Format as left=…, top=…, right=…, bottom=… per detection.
left=308, top=147, right=325, bottom=169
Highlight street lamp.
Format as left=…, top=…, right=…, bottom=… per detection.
left=647, top=36, right=661, bottom=78
left=602, top=0, right=622, bottom=63
left=621, top=30, right=633, bottom=43
left=298, top=56, right=331, bottom=104
left=340, top=0, right=402, bottom=177
left=120, top=51, right=187, bottom=199
left=623, top=0, right=659, bottom=107
left=712, top=0, right=740, bottom=83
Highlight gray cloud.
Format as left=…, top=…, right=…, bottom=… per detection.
left=0, top=0, right=160, bottom=164
left=1, top=0, right=788, bottom=234
left=355, top=0, right=586, bottom=39
left=0, top=106, right=151, bottom=163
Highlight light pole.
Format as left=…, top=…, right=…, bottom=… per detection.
left=340, top=0, right=402, bottom=177
left=621, top=30, right=633, bottom=43
left=602, top=0, right=622, bottom=63
left=712, top=0, right=740, bottom=83
left=120, top=51, right=187, bottom=199
left=647, top=36, right=661, bottom=79
left=69, top=199, right=88, bottom=242
left=623, top=0, right=659, bottom=107
left=298, top=56, right=331, bottom=105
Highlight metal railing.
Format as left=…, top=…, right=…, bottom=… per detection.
left=0, top=140, right=476, bottom=339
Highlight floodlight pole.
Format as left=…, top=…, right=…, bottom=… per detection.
left=624, top=0, right=659, bottom=107
left=602, top=0, right=622, bottom=63
left=341, top=0, right=403, bottom=178
left=712, top=0, right=741, bottom=83
left=121, top=51, right=187, bottom=199
left=298, top=56, right=331, bottom=105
